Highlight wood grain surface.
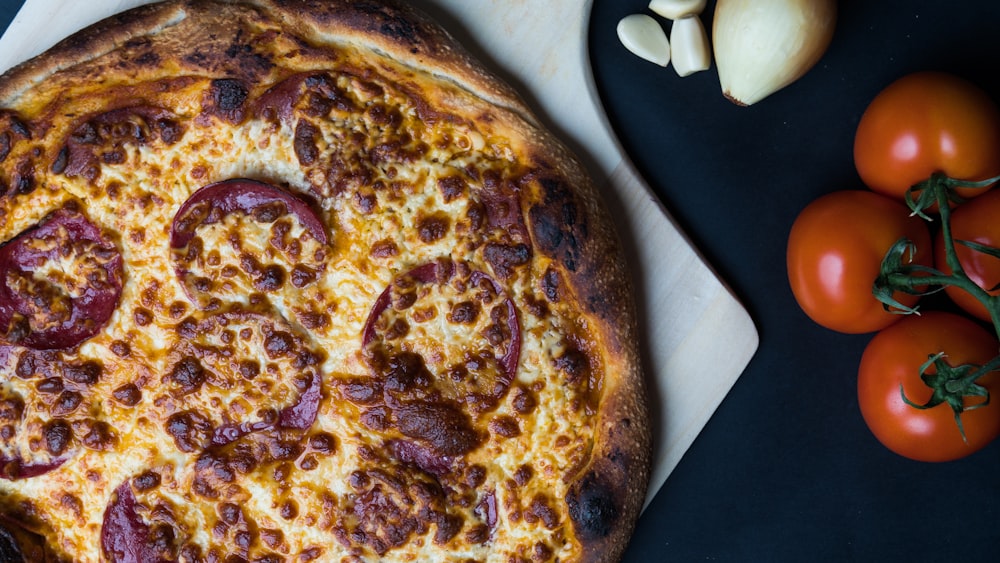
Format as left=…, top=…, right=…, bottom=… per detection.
left=0, top=0, right=759, bottom=507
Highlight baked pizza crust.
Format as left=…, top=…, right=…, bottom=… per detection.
left=0, top=1, right=651, bottom=561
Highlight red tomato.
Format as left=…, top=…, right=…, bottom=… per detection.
left=857, top=311, right=1000, bottom=462
left=934, top=187, right=1000, bottom=322
left=854, top=71, right=1000, bottom=202
left=787, top=190, right=932, bottom=334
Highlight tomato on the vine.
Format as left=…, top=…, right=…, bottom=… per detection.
left=854, top=71, right=1000, bottom=203
left=787, top=190, right=932, bottom=334
left=934, top=187, right=1000, bottom=322
left=857, top=311, right=1000, bottom=462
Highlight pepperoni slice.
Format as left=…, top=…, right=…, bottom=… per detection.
left=0, top=387, right=73, bottom=480
left=169, top=179, right=327, bottom=309
left=161, top=306, right=324, bottom=450
left=362, top=260, right=521, bottom=396
left=54, top=106, right=184, bottom=181
left=0, top=454, right=67, bottom=481
left=356, top=260, right=521, bottom=468
left=470, top=271, right=520, bottom=381
left=0, top=206, right=123, bottom=350
left=170, top=178, right=326, bottom=250
left=0, top=349, right=114, bottom=480
left=253, top=72, right=360, bottom=125
left=211, top=370, right=321, bottom=446
left=101, top=480, right=165, bottom=563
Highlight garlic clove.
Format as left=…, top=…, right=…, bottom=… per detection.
left=713, top=0, right=837, bottom=106
left=648, top=0, right=707, bottom=20
left=617, top=14, right=671, bottom=67
left=670, top=16, right=711, bottom=77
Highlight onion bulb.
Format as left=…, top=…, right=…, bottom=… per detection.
left=712, top=0, right=836, bottom=106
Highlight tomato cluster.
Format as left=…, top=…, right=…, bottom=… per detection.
left=787, top=71, right=1000, bottom=462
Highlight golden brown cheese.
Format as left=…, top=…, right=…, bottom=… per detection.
left=0, top=16, right=609, bottom=563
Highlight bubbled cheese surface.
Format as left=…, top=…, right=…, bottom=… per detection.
left=0, top=30, right=605, bottom=563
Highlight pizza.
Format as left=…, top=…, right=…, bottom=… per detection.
left=0, top=1, right=651, bottom=561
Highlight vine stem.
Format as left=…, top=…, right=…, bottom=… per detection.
left=874, top=172, right=1000, bottom=439
left=931, top=174, right=1000, bottom=343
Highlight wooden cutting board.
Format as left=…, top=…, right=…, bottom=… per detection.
left=0, top=0, right=759, bottom=508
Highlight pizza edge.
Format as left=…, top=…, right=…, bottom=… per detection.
left=0, top=1, right=652, bottom=561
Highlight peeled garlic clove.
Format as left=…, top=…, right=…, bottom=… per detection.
left=713, top=0, right=837, bottom=106
left=648, top=0, right=707, bottom=20
left=617, top=14, right=671, bottom=67
left=670, top=16, right=711, bottom=77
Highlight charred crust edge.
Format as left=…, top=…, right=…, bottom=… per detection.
left=567, top=471, right=619, bottom=541
left=0, top=2, right=188, bottom=106
left=525, top=170, right=635, bottom=355
left=566, top=411, right=651, bottom=563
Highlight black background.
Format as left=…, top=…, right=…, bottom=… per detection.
left=0, top=1, right=16, bottom=36
left=590, top=1, right=1000, bottom=562
left=0, top=0, right=998, bottom=561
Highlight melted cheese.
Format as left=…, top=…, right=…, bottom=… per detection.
left=0, top=38, right=604, bottom=563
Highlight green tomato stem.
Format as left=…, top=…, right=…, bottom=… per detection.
left=874, top=172, right=1000, bottom=440
left=934, top=174, right=1000, bottom=342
